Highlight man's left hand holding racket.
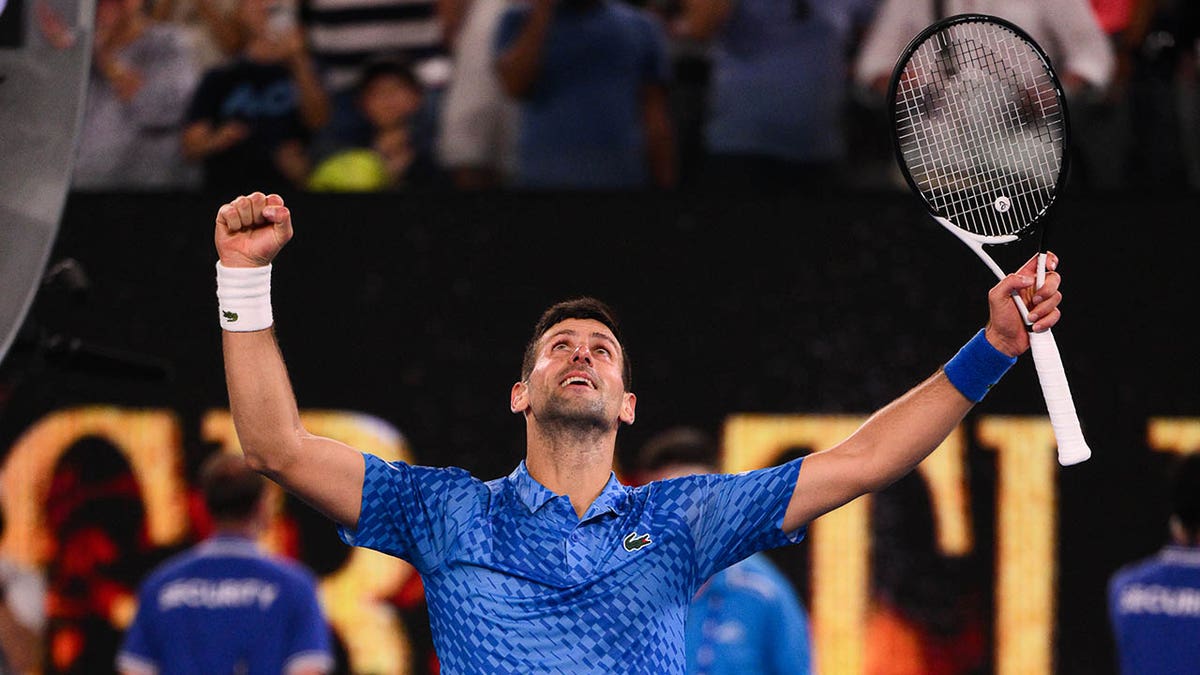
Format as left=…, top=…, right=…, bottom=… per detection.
left=985, top=251, right=1062, bottom=357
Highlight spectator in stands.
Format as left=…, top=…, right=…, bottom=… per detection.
left=1068, top=0, right=1145, bottom=190
left=150, top=0, right=242, bottom=68
left=495, top=0, right=676, bottom=189
left=1122, top=0, right=1199, bottom=190
left=309, top=58, right=438, bottom=190
left=437, top=0, right=518, bottom=188
left=856, top=0, right=1113, bottom=96
left=73, top=0, right=201, bottom=190
left=673, top=0, right=878, bottom=191
left=854, top=0, right=1114, bottom=189
left=302, top=0, right=450, bottom=93
left=637, top=428, right=813, bottom=675
left=1109, top=454, right=1200, bottom=674
left=1183, top=0, right=1200, bottom=189
left=182, top=0, right=329, bottom=193
left=302, top=0, right=452, bottom=149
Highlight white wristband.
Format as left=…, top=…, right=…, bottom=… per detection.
left=216, top=261, right=273, bottom=332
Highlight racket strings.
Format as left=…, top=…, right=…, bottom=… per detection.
left=907, top=33, right=1058, bottom=232
left=893, top=20, right=1065, bottom=237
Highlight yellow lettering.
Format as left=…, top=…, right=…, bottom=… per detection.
left=1148, top=418, right=1200, bottom=455
left=977, top=417, right=1056, bottom=675
left=723, top=413, right=970, bottom=675
left=723, top=414, right=869, bottom=675
left=0, top=406, right=187, bottom=566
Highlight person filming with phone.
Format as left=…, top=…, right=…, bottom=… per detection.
left=182, top=0, right=329, bottom=192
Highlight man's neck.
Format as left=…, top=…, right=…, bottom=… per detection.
left=210, top=520, right=261, bottom=540
left=525, top=425, right=617, bottom=518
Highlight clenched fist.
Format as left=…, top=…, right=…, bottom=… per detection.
left=215, top=192, right=294, bottom=268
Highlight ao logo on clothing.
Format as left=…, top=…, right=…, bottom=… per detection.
left=220, top=82, right=297, bottom=118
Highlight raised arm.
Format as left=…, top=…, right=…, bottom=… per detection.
left=495, top=0, right=554, bottom=98
left=782, top=253, right=1064, bottom=531
left=671, top=0, right=733, bottom=42
left=215, top=192, right=366, bottom=528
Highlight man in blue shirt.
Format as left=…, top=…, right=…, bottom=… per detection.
left=212, top=192, right=1065, bottom=673
left=638, top=427, right=812, bottom=674
left=1109, top=454, right=1200, bottom=675
left=674, top=0, right=877, bottom=190
left=117, top=454, right=334, bottom=675
left=494, top=0, right=675, bottom=189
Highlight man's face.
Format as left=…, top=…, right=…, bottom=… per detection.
left=95, top=0, right=137, bottom=33
left=237, top=0, right=273, bottom=33
left=360, top=74, right=422, bottom=129
left=511, top=318, right=635, bottom=431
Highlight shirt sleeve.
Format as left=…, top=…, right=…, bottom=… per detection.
left=283, top=572, right=334, bottom=675
left=853, top=0, right=923, bottom=87
left=185, top=70, right=222, bottom=125
left=1044, top=0, right=1114, bottom=88
left=666, top=457, right=806, bottom=585
left=767, top=574, right=813, bottom=674
left=337, top=454, right=484, bottom=574
left=130, top=29, right=200, bottom=128
left=116, top=584, right=161, bottom=675
left=639, top=12, right=670, bottom=85
left=493, top=7, right=529, bottom=57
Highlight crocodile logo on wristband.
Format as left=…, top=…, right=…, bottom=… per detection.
left=223, top=310, right=239, bottom=322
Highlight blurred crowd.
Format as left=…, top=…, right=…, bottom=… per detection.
left=41, top=0, right=1200, bottom=192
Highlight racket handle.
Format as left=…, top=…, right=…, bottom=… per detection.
left=1028, top=329, right=1091, bottom=465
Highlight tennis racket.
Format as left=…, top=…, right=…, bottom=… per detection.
left=888, top=14, right=1090, bottom=466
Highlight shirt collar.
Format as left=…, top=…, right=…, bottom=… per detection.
left=196, top=533, right=261, bottom=557
left=510, top=461, right=559, bottom=513
left=508, top=461, right=629, bottom=518
left=1161, top=545, right=1200, bottom=566
left=582, top=471, right=628, bottom=520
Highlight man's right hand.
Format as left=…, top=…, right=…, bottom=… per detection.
left=214, top=192, right=294, bottom=268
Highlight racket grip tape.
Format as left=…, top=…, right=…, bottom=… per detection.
left=1028, top=329, right=1092, bottom=465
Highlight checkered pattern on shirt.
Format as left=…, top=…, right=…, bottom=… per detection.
left=339, top=456, right=805, bottom=674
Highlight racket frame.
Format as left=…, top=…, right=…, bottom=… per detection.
left=887, top=13, right=1091, bottom=466
left=888, top=13, right=1072, bottom=244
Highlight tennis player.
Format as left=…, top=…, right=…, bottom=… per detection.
left=214, top=191, right=1063, bottom=673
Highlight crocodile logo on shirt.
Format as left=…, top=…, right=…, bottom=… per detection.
left=623, top=531, right=652, bottom=552
left=222, top=310, right=239, bottom=322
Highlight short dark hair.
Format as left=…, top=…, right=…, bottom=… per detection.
left=200, top=453, right=267, bottom=522
left=637, top=427, right=717, bottom=473
left=356, top=56, right=421, bottom=95
left=521, top=297, right=631, bottom=389
left=1172, top=454, right=1200, bottom=536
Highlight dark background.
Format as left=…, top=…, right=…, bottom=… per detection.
left=1, top=190, right=1195, bottom=673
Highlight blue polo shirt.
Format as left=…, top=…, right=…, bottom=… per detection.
left=1109, top=545, right=1200, bottom=675
left=495, top=0, right=669, bottom=188
left=706, top=0, right=875, bottom=163
left=117, top=536, right=333, bottom=675
left=686, top=553, right=811, bottom=674
left=339, top=455, right=805, bottom=673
